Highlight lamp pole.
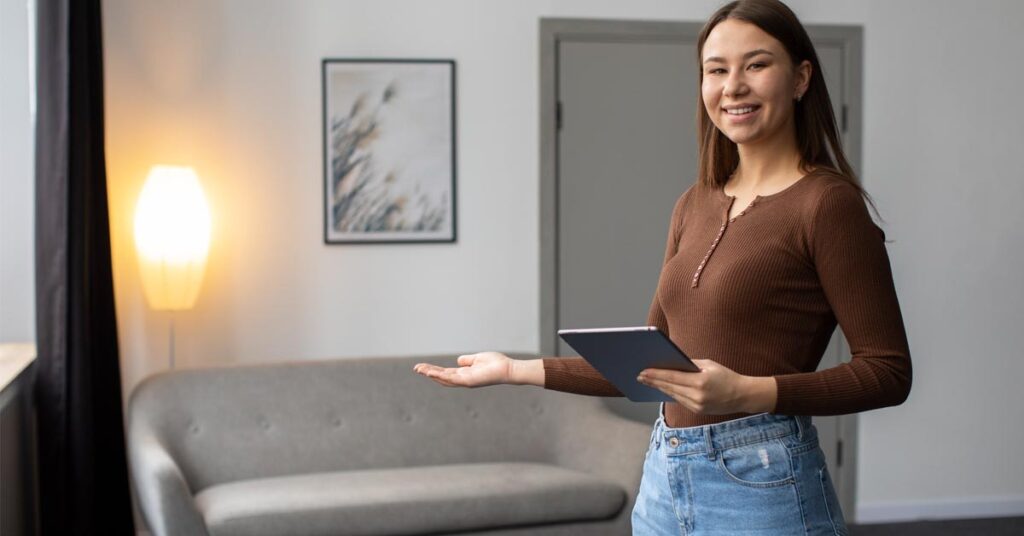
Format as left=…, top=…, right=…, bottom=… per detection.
left=169, top=311, right=176, bottom=370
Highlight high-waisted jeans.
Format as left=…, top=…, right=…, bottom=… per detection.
left=631, top=402, right=849, bottom=535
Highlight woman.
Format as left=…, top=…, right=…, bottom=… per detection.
left=414, top=0, right=912, bottom=534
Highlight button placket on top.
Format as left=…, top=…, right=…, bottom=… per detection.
left=691, top=195, right=759, bottom=288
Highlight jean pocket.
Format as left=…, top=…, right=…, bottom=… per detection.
left=716, top=438, right=796, bottom=488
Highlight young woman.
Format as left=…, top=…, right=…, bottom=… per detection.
left=414, top=0, right=912, bottom=534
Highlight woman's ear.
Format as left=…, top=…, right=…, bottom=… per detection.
left=795, top=60, right=812, bottom=97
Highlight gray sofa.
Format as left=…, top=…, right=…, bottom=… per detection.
left=127, top=354, right=651, bottom=536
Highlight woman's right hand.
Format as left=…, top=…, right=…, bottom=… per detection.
left=413, top=352, right=514, bottom=388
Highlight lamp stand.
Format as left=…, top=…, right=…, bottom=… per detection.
left=168, top=311, right=176, bottom=370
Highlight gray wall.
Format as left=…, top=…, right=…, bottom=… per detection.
left=0, top=0, right=36, bottom=344
left=1, top=0, right=1020, bottom=526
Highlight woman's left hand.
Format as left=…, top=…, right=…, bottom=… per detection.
left=637, top=359, right=758, bottom=415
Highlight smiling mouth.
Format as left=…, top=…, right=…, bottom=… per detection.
left=723, top=105, right=761, bottom=121
left=724, top=105, right=760, bottom=115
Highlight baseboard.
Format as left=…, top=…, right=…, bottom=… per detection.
left=856, top=495, right=1024, bottom=524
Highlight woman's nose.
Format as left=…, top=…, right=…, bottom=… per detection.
left=723, top=73, right=748, bottom=98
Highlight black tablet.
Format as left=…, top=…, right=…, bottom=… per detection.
left=557, top=326, right=700, bottom=402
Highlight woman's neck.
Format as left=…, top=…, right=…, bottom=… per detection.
left=731, top=122, right=805, bottom=190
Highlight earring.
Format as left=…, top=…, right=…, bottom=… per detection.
left=796, top=92, right=803, bottom=102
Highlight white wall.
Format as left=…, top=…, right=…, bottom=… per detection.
left=100, top=0, right=1024, bottom=525
left=0, top=0, right=35, bottom=344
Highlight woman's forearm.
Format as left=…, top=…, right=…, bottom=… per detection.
left=509, top=358, right=545, bottom=387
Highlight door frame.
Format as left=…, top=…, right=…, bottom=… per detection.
left=538, top=17, right=864, bottom=522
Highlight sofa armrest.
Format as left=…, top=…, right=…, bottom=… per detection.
left=128, top=430, right=210, bottom=536
left=549, top=401, right=652, bottom=503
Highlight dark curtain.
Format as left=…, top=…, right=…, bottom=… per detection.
left=34, top=0, right=136, bottom=533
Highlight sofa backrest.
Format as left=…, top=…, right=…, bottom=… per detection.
left=128, top=354, right=604, bottom=492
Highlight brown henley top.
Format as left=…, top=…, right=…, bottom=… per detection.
left=542, top=170, right=913, bottom=428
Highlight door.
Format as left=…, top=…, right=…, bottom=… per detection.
left=556, top=39, right=697, bottom=367
left=540, top=19, right=863, bottom=521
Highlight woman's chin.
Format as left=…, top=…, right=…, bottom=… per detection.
left=722, top=131, right=757, bottom=145
left=718, top=127, right=769, bottom=146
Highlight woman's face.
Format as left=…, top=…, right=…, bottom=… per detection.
left=700, top=19, right=811, bottom=147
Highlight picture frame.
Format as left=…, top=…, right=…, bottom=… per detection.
left=321, top=58, right=457, bottom=244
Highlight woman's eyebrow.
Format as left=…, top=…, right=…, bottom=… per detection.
left=703, top=49, right=774, bottom=64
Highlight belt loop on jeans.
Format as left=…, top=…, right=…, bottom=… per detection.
left=794, top=414, right=806, bottom=441
left=704, top=425, right=715, bottom=460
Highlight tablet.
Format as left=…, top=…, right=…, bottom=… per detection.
left=557, top=326, right=700, bottom=402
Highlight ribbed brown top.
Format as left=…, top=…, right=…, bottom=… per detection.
left=543, top=170, right=913, bottom=428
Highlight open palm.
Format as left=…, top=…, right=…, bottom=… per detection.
left=413, top=352, right=513, bottom=388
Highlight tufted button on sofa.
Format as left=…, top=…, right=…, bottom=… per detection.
left=127, top=354, right=650, bottom=535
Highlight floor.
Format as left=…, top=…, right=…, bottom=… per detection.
left=850, top=516, right=1024, bottom=535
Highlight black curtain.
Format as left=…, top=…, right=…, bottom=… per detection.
left=34, top=0, right=136, bottom=533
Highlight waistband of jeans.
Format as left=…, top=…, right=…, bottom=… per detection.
left=654, top=401, right=812, bottom=453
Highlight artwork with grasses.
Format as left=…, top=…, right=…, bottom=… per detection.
left=322, top=59, right=456, bottom=243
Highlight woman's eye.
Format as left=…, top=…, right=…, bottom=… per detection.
left=708, top=64, right=764, bottom=75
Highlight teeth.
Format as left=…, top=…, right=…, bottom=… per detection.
left=726, top=107, right=756, bottom=115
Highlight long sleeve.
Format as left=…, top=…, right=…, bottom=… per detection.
left=645, top=189, right=691, bottom=337
left=771, top=182, right=913, bottom=415
left=542, top=188, right=692, bottom=397
left=541, top=357, right=624, bottom=396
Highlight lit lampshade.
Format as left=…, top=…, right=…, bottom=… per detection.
left=133, top=165, right=212, bottom=311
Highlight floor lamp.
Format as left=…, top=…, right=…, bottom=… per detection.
left=133, top=165, right=212, bottom=370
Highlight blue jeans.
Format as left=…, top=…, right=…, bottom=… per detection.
left=631, top=402, right=849, bottom=535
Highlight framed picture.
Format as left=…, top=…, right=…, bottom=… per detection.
left=321, top=58, right=457, bottom=244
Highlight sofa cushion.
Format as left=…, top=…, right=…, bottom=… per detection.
left=194, top=461, right=626, bottom=536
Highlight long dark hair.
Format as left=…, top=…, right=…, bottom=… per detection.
left=696, top=0, right=881, bottom=220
